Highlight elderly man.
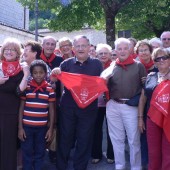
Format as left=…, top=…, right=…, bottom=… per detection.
left=41, top=36, right=63, bottom=69
left=58, top=37, right=74, bottom=60
left=103, top=38, right=146, bottom=170
left=160, top=31, right=170, bottom=50
left=51, top=35, right=103, bottom=170
left=40, top=36, right=63, bottom=163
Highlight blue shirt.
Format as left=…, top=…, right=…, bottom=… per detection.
left=60, top=57, right=103, bottom=109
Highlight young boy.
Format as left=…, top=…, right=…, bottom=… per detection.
left=18, top=60, right=55, bottom=170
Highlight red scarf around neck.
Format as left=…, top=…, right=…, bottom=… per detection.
left=29, top=79, right=48, bottom=93
left=2, top=60, right=22, bottom=77
left=40, top=50, right=56, bottom=66
left=148, top=80, right=170, bottom=142
left=139, top=58, right=154, bottom=73
left=116, top=55, right=135, bottom=70
left=104, top=60, right=112, bottom=69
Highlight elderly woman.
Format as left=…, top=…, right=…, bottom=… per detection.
left=135, top=40, right=158, bottom=169
left=91, top=43, right=114, bottom=164
left=135, top=40, right=158, bottom=73
left=138, top=48, right=170, bottom=170
left=0, top=38, right=29, bottom=170
left=149, top=37, right=163, bottom=50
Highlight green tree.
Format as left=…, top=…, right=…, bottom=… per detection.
left=17, top=0, right=131, bottom=46
left=29, top=18, right=49, bottom=31
left=117, top=0, right=170, bottom=40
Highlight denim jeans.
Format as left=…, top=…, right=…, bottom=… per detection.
left=21, top=126, right=47, bottom=170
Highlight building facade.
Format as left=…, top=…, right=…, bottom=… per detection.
left=0, top=0, right=29, bottom=29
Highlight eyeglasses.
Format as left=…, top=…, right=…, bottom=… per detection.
left=60, top=44, right=72, bottom=48
left=138, top=49, right=149, bottom=53
left=4, top=49, right=16, bottom=52
left=74, top=44, right=89, bottom=49
left=154, top=56, right=170, bottom=62
left=162, top=38, right=170, bottom=41
left=112, top=54, right=117, bottom=56
left=98, top=52, right=109, bottom=56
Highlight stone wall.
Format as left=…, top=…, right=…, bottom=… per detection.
left=0, top=24, right=43, bottom=45
left=39, top=28, right=107, bottom=47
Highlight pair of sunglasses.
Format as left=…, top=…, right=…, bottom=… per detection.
left=162, top=38, right=170, bottom=41
left=154, top=56, right=170, bottom=62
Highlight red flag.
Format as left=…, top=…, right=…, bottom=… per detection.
left=52, top=72, right=108, bottom=108
left=148, top=80, right=170, bottom=142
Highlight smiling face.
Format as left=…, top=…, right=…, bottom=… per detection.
left=42, top=38, right=56, bottom=57
left=23, top=45, right=37, bottom=65
left=32, top=66, right=47, bottom=85
left=116, top=42, right=131, bottom=62
left=138, top=44, right=152, bottom=63
left=3, top=45, right=18, bottom=62
left=73, top=37, right=90, bottom=63
left=97, top=47, right=111, bottom=64
left=154, top=51, right=170, bottom=72
left=59, top=40, right=73, bottom=56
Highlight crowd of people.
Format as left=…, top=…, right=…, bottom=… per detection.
left=0, top=31, right=170, bottom=170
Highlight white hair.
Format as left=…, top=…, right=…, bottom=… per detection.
left=160, top=31, right=170, bottom=39
left=149, top=37, right=162, bottom=46
left=73, top=35, right=90, bottom=46
left=114, top=38, right=131, bottom=50
left=58, top=37, right=72, bottom=46
left=96, top=43, right=112, bottom=53
left=42, top=36, right=56, bottom=44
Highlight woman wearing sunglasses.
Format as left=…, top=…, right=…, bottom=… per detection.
left=138, top=48, right=170, bottom=170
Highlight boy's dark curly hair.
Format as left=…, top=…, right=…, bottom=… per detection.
left=30, top=59, right=47, bottom=75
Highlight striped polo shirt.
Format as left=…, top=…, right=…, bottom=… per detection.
left=21, top=83, right=56, bottom=127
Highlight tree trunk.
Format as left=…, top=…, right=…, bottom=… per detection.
left=105, top=10, right=116, bottom=48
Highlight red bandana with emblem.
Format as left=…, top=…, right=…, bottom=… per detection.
left=51, top=71, right=108, bottom=108
left=2, top=60, right=22, bottom=77
left=148, top=80, right=170, bottom=142
left=40, top=50, right=56, bottom=66
left=116, top=55, right=135, bottom=70
left=29, top=79, right=48, bottom=93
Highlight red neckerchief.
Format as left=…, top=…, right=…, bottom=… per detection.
left=116, top=55, right=135, bottom=70
left=29, top=79, right=48, bottom=93
left=104, top=60, right=112, bottom=69
left=148, top=80, right=170, bottom=142
left=140, top=58, right=154, bottom=73
left=40, top=50, right=56, bottom=66
left=51, top=71, right=108, bottom=108
left=2, top=60, right=22, bottom=77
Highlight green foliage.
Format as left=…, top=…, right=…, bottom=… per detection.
left=29, top=18, right=49, bottom=31
left=48, top=0, right=104, bottom=32
left=18, top=0, right=170, bottom=42
left=116, top=0, right=170, bottom=40
left=17, top=0, right=104, bottom=31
